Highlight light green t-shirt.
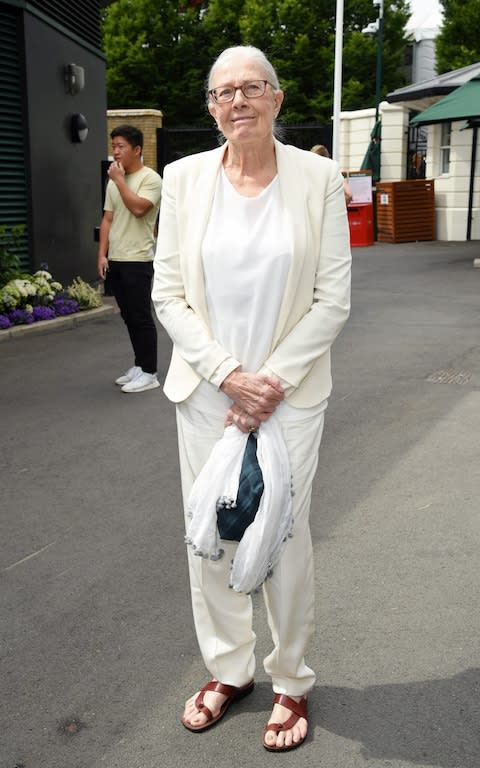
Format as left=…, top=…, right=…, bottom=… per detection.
left=104, top=166, right=162, bottom=262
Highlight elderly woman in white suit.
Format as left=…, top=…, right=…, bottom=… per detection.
left=152, top=45, right=351, bottom=751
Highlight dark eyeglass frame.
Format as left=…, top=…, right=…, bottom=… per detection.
left=208, top=80, right=272, bottom=104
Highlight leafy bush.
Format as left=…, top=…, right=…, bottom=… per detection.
left=0, top=225, right=27, bottom=288
left=67, top=277, right=103, bottom=309
left=0, top=270, right=62, bottom=314
left=0, top=268, right=101, bottom=331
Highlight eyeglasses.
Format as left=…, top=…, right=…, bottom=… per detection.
left=208, top=80, right=272, bottom=104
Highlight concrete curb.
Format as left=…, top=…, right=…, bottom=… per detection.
left=0, top=302, right=115, bottom=343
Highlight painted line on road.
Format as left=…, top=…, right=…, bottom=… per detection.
left=1, top=540, right=57, bottom=573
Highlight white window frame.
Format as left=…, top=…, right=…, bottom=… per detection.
left=439, top=122, right=451, bottom=174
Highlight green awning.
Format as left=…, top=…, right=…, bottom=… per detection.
left=360, top=119, right=381, bottom=183
left=410, top=74, right=480, bottom=125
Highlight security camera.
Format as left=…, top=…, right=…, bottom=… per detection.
left=362, top=20, right=379, bottom=35
left=65, top=64, right=85, bottom=95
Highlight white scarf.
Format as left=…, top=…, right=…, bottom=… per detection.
left=185, top=415, right=293, bottom=594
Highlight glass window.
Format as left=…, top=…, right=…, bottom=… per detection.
left=440, top=122, right=451, bottom=174
left=407, top=121, right=427, bottom=179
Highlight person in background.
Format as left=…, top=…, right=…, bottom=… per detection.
left=152, top=46, right=351, bottom=751
left=311, top=144, right=353, bottom=206
left=97, top=124, right=162, bottom=393
left=408, top=151, right=426, bottom=180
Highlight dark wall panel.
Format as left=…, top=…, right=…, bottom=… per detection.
left=27, top=0, right=102, bottom=49
left=0, top=4, right=30, bottom=268
left=24, top=12, right=107, bottom=284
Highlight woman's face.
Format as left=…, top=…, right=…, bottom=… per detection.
left=208, top=57, right=284, bottom=144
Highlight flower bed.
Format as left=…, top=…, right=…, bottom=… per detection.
left=0, top=270, right=102, bottom=330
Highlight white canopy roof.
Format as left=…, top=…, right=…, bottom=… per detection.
left=406, top=0, right=442, bottom=41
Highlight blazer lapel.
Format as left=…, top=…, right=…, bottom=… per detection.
left=273, top=140, right=309, bottom=347
left=182, top=144, right=227, bottom=323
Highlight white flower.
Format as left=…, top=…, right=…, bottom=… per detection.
left=12, top=279, right=36, bottom=297
left=34, top=277, right=50, bottom=289
left=5, top=282, right=22, bottom=300
left=0, top=290, right=17, bottom=309
left=34, top=269, right=52, bottom=280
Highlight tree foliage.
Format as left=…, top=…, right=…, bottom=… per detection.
left=435, top=0, right=480, bottom=74
left=342, top=0, right=410, bottom=111
left=102, top=0, right=211, bottom=123
left=102, top=0, right=411, bottom=124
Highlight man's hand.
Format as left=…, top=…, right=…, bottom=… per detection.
left=97, top=255, right=109, bottom=280
left=97, top=211, right=113, bottom=278
left=107, top=163, right=153, bottom=218
left=108, top=160, right=125, bottom=183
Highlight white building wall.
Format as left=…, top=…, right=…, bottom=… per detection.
left=412, top=38, right=437, bottom=83
left=428, top=122, right=480, bottom=240
left=339, top=107, right=378, bottom=174
left=379, top=103, right=410, bottom=180
left=340, top=108, right=480, bottom=241
left=339, top=102, right=409, bottom=180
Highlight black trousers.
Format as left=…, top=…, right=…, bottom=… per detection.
left=107, top=260, right=157, bottom=374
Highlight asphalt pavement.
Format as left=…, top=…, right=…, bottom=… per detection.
left=1, top=239, right=480, bottom=768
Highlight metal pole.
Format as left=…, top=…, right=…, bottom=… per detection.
left=466, top=126, right=477, bottom=241
left=332, top=0, right=344, bottom=161
left=375, top=0, right=384, bottom=122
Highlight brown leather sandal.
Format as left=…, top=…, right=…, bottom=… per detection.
left=263, top=693, right=308, bottom=752
left=181, top=679, right=255, bottom=732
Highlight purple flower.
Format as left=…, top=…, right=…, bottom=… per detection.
left=0, top=314, right=11, bottom=330
left=53, top=297, right=80, bottom=316
left=8, top=308, right=34, bottom=325
left=32, top=305, right=56, bottom=321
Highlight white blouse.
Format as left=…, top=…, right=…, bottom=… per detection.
left=202, top=168, right=291, bottom=373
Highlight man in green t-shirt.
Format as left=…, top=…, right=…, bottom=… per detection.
left=97, top=124, right=162, bottom=393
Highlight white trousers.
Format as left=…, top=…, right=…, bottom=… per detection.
left=176, top=400, right=326, bottom=696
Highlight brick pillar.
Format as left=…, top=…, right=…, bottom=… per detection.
left=106, top=109, right=163, bottom=171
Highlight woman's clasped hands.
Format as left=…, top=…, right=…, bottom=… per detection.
left=221, top=370, right=284, bottom=433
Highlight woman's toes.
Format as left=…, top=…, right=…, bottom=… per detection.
left=264, top=700, right=308, bottom=749
left=182, top=695, right=204, bottom=726
left=182, top=689, right=227, bottom=727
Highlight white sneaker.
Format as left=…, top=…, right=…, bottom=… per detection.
left=115, top=365, right=142, bottom=386
left=121, top=371, right=160, bottom=393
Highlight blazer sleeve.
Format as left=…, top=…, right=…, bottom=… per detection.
left=258, top=160, right=351, bottom=393
left=151, top=161, right=240, bottom=385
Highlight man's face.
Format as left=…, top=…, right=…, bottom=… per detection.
left=111, top=137, right=141, bottom=172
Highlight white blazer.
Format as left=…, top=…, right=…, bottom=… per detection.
left=152, top=139, right=351, bottom=408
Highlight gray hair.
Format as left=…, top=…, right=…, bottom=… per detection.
left=207, top=46, right=284, bottom=143
left=207, top=45, right=281, bottom=93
